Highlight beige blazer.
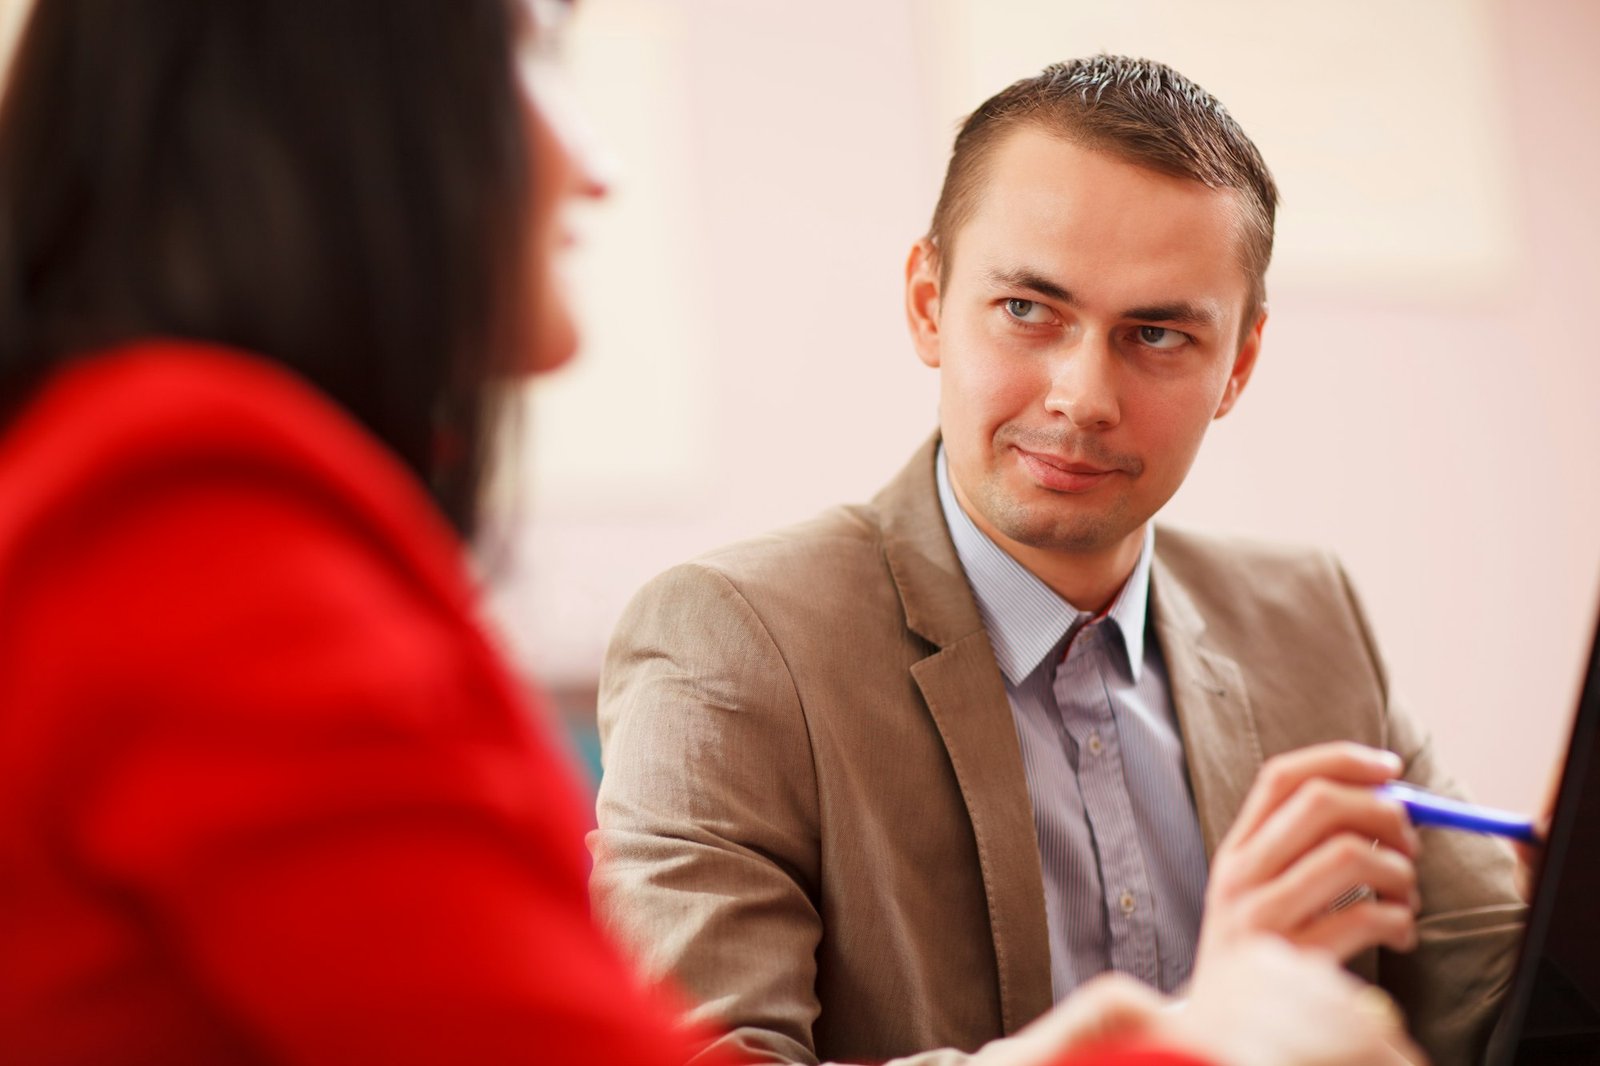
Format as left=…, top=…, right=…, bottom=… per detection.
left=591, top=437, right=1525, bottom=1066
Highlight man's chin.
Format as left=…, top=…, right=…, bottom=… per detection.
left=1003, top=522, right=1129, bottom=556
left=984, top=501, right=1136, bottom=557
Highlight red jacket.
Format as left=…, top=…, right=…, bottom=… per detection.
left=0, top=341, right=1212, bottom=1066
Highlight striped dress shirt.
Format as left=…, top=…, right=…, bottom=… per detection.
left=935, top=447, right=1210, bottom=999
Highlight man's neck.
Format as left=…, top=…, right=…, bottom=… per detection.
left=1002, top=532, right=1144, bottom=615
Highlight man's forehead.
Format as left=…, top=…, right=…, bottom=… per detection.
left=944, top=131, right=1254, bottom=313
left=973, top=130, right=1241, bottom=230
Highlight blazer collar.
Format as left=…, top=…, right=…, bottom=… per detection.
left=1148, top=548, right=1266, bottom=857
left=873, top=432, right=990, bottom=650
left=1148, top=549, right=1370, bottom=976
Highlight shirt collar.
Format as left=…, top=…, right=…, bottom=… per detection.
left=935, top=444, right=1153, bottom=686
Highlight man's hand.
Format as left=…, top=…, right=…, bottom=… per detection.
left=1513, top=785, right=1556, bottom=902
left=968, top=936, right=1427, bottom=1066
left=1199, top=742, right=1422, bottom=963
left=970, top=973, right=1169, bottom=1065
left=1156, top=937, right=1429, bottom=1066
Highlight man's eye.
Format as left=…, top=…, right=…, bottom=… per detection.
left=1136, top=326, right=1187, bottom=350
left=1004, top=299, right=1050, bottom=324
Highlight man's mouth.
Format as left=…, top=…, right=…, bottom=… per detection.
left=1012, top=446, right=1121, bottom=492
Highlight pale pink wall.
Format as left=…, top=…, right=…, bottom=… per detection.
left=1169, top=0, right=1600, bottom=809
left=483, top=0, right=1600, bottom=812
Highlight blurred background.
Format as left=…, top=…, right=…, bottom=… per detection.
left=4, top=0, right=1596, bottom=811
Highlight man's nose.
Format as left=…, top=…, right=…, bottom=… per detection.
left=1043, top=338, right=1120, bottom=430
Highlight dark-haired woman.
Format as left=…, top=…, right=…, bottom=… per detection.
left=0, top=2, right=1422, bottom=1064
left=0, top=2, right=701, bottom=1062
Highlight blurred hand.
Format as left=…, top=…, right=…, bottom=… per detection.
left=1199, top=742, right=1422, bottom=963
left=967, top=935, right=1427, bottom=1066
left=971, top=972, right=1169, bottom=1066
left=1155, top=937, right=1429, bottom=1066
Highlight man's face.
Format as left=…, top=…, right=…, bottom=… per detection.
left=906, top=127, right=1264, bottom=574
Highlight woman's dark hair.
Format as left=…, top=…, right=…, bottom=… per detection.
left=0, top=0, right=533, bottom=535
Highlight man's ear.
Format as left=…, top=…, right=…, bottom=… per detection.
left=1215, top=306, right=1267, bottom=419
left=905, top=238, right=943, bottom=369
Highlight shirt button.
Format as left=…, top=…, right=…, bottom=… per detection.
left=1087, top=732, right=1104, bottom=756
left=1120, top=891, right=1136, bottom=915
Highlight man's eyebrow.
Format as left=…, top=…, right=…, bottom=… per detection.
left=986, top=269, right=1223, bottom=330
left=985, top=268, right=1076, bottom=305
left=1121, top=302, right=1222, bottom=329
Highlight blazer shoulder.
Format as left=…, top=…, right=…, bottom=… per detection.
left=1156, top=524, right=1348, bottom=599
left=1155, top=523, right=1340, bottom=575
left=646, top=502, right=894, bottom=612
left=613, top=500, right=909, bottom=665
left=693, top=502, right=885, bottom=576
left=1152, top=523, right=1374, bottom=648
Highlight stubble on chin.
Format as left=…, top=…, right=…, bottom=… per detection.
left=969, top=470, right=1135, bottom=554
left=969, top=427, right=1144, bottom=555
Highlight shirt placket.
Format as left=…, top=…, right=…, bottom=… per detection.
left=1053, top=624, right=1161, bottom=987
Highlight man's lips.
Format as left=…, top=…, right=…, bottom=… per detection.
left=1013, top=446, right=1122, bottom=492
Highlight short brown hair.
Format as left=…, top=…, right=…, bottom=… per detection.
left=928, top=54, right=1279, bottom=318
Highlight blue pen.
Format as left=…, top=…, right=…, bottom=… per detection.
left=1379, top=782, right=1542, bottom=845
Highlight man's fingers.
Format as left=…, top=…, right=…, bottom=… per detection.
left=1295, top=900, right=1421, bottom=961
left=1220, top=778, right=1419, bottom=892
left=1513, top=810, right=1552, bottom=903
left=1157, top=936, right=1432, bottom=1066
left=1348, top=985, right=1431, bottom=1065
left=1234, top=836, right=1418, bottom=952
left=1225, top=742, right=1404, bottom=850
left=1046, top=972, right=1169, bottom=1042
left=981, top=972, right=1168, bottom=1063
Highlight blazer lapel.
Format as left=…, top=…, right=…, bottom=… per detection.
left=1150, top=544, right=1384, bottom=982
left=875, top=435, right=1054, bottom=1034
left=1150, top=545, right=1266, bottom=857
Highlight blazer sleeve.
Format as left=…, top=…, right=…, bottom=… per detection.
left=591, top=562, right=833, bottom=1064
left=593, top=562, right=1017, bottom=1066
left=1334, top=561, right=1527, bottom=1066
